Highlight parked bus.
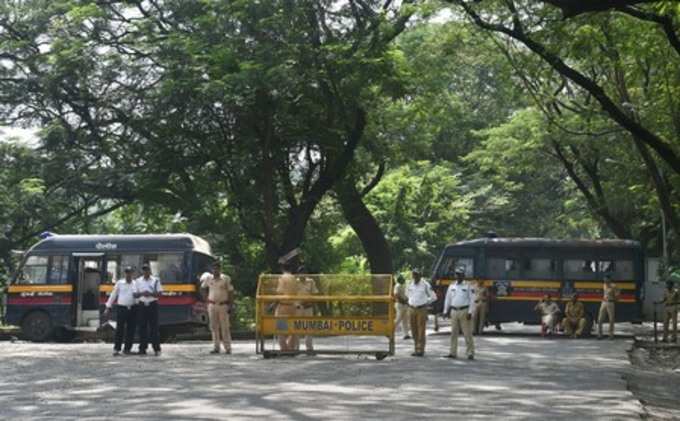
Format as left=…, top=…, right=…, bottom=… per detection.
left=4, top=234, right=214, bottom=341
left=430, top=237, right=644, bottom=332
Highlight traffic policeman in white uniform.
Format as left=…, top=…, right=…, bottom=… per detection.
left=442, top=267, right=475, bottom=360
left=104, top=266, right=139, bottom=356
left=135, top=263, right=163, bottom=356
left=406, top=269, right=436, bottom=357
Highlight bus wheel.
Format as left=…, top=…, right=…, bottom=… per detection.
left=21, top=311, right=53, bottom=342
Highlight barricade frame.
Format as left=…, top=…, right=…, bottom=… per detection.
left=255, top=274, right=395, bottom=359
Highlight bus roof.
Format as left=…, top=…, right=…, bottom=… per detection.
left=445, top=237, right=641, bottom=250
left=26, top=234, right=213, bottom=255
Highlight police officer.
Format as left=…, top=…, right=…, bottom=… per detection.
left=104, top=266, right=138, bottom=356
left=200, top=261, right=235, bottom=354
left=534, top=294, right=560, bottom=336
left=597, top=274, right=619, bottom=339
left=658, top=280, right=679, bottom=343
left=275, top=248, right=301, bottom=352
left=135, top=263, right=163, bottom=356
left=296, top=266, right=319, bottom=354
left=443, top=267, right=475, bottom=360
left=472, top=279, right=488, bottom=335
left=562, top=293, right=586, bottom=338
left=394, top=275, right=411, bottom=340
left=406, top=269, right=436, bottom=357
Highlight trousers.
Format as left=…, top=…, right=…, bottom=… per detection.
left=138, top=301, right=161, bottom=352
left=114, top=305, right=137, bottom=352
left=450, top=309, right=474, bottom=357
left=409, top=307, right=428, bottom=353
left=597, top=302, right=615, bottom=338
left=209, top=303, right=231, bottom=351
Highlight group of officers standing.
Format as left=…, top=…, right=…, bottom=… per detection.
left=105, top=251, right=679, bottom=357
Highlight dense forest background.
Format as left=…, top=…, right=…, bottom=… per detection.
left=1, top=0, right=679, bottom=296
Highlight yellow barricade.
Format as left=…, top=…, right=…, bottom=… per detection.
left=255, top=274, right=395, bottom=359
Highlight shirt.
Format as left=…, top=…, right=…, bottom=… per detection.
left=443, top=281, right=475, bottom=315
left=406, top=280, right=436, bottom=307
left=603, top=284, right=619, bottom=302
left=663, top=289, right=680, bottom=307
left=200, top=272, right=234, bottom=303
left=106, top=279, right=139, bottom=308
left=394, top=283, right=408, bottom=305
left=474, top=285, right=489, bottom=303
left=534, top=301, right=560, bottom=316
left=564, top=301, right=585, bottom=320
left=135, top=275, right=163, bottom=304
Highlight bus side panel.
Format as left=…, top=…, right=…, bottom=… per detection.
left=5, top=303, right=72, bottom=328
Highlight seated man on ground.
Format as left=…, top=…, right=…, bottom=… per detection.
left=534, top=294, right=560, bottom=336
left=562, top=293, right=587, bottom=338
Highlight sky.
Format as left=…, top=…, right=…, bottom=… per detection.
left=0, top=126, right=39, bottom=147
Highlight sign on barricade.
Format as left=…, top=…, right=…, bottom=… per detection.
left=255, top=274, right=395, bottom=359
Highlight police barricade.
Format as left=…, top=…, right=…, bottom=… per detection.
left=256, top=274, right=394, bottom=359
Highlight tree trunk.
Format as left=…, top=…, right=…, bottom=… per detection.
left=335, top=177, right=393, bottom=274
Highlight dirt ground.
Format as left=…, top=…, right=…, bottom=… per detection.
left=0, top=322, right=649, bottom=421
left=626, top=330, right=680, bottom=420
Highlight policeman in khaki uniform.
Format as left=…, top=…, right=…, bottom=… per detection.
left=200, top=261, right=234, bottom=354
left=657, top=281, right=679, bottom=343
left=296, top=273, right=319, bottom=353
left=534, top=294, right=560, bottom=336
left=597, top=275, right=619, bottom=339
left=562, top=293, right=587, bottom=338
left=472, top=280, right=489, bottom=335
left=394, top=275, right=411, bottom=340
left=275, top=248, right=302, bottom=352
left=406, top=269, right=436, bottom=357
left=443, top=267, right=475, bottom=360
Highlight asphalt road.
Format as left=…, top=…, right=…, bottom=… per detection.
left=0, top=324, right=642, bottom=420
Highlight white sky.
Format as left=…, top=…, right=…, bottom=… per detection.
left=0, top=126, right=40, bottom=146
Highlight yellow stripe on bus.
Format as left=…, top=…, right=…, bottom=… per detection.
left=8, top=285, right=73, bottom=293
left=99, top=284, right=197, bottom=293
left=574, top=282, right=636, bottom=290
left=496, top=296, right=636, bottom=303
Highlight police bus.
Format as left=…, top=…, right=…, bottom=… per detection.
left=430, top=237, right=644, bottom=332
left=4, top=234, right=214, bottom=341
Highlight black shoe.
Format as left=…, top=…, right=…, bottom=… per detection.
left=113, top=351, right=121, bottom=357
left=210, top=349, right=220, bottom=354
left=467, top=355, right=474, bottom=360
left=225, top=349, right=232, bottom=355
left=403, top=335, right=411, bottom=340
left=446, top=354, right=457, bottom=359
left=138, top=350, right=147, bottom=355
left=154, top=351, right=161, bottom=356
left=411, top=352, right=422, bottom=357
left=123, top=350, right=133, bottom=355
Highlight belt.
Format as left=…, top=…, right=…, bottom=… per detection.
left=451, top=305, right=469, bottom=311
left=142, top=300, right=158, bottom=306
left=474, top=300, right=487, bottom=304
left=410, top=304, right=428, bottom=309
left=208, top=300, right=229, bottom=305
left=117, top=304, right=134, bottom=310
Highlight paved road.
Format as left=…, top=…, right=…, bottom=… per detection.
left=0, top=326, right=642, bottom=420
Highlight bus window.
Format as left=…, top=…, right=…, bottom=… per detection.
left=487, top=258, right=521, bottom=279
left=193, top=253, right=215, bottom=282
left=565, top=259, right=597, bottom=280
left=598, top=260, right=614, bottom=274
left=524, top=259, right=555, bottom=279
left=19, top=256, right=48, bottom=284
left=611, top=260, right=634, bottom=280
left=106, top=259, right=118, bottom=284
left=121, top=255, right=141, bottom=277
left=144, top=254, right=184, bottom=283
left=439, top=257, right=473, bottom=278
left=47, top=256, right=69, bottom=284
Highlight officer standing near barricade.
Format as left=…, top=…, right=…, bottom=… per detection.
left=657, top=280, right=679, bottom=343
left=394, top=275, right=411, bottom=340
left=406, top=269, right=436, bottom=357
left=200, top=261, right=234, bottom=354
left=104, top=266, right=138, bottom=356
left=472, top=280, right=488, bottom=335
left=597, top=274, right=619, bottom=339
left=296, top=265, right=319, bottom=354
left=275, top=248, right=301, bottom=352
left=135, top=263, right=163, bottom=356
left=443, top=267, right=475, bottom=360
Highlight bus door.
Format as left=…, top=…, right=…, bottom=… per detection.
left=72, top=253, right=104, bottom=328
